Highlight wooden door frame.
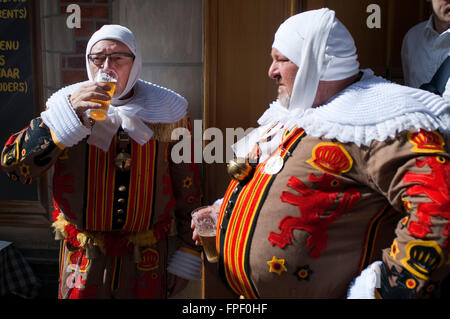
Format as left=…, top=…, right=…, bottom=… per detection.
left=0, top=0, right=50, bottom=228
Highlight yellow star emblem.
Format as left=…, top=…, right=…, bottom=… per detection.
left=183, top=176, right=193, bottom=189
left=267, top=256, right=287, bottom=275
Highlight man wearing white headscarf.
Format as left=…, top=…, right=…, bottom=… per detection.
left=193, top=8, right=449, bottom=298
left=1, top=25, right=202, bottom=299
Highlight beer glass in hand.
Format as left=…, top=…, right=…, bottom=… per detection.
left=89, top=69, right=118, bottom=121
left=191, top=206, right=219, bottom=263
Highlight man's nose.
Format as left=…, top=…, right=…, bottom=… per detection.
left=268, top=61, right=280, bottom=80
left=102, top=56, right=113, bottom=70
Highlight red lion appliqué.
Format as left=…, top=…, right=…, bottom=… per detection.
left=402, top=156, right=450, bottom=248
left=268, top=173, right=360, bottom=258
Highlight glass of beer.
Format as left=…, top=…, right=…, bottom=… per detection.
left=89, top=69, right=118, bottom=121
left=192, top=205, right=219, bottom=263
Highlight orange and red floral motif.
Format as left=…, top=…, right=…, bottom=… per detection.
left=408, top=129, right=445, bottom=153
left=138, top=248, right=159, bottom=271
left=402, top=156, right=450, bottom=249
left=307, top=143, right=353, bottom=175
left=269, top=173, right=360, bottom=258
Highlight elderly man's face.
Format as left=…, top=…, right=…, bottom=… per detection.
left=429, top=0, right=450, bottom=28
left=88, top=40, right=134, bottom=98
left=268, top=48, right=299, bottom=107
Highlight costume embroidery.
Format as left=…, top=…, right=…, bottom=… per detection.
left=137, top=248, right=159, bottom=271
left=407, top=129, right=445, bottom=153
left=306, top=142, right=353, bottom=175
left=2, top=133, right=20, bottom=167
left=402, top=156, right=450, bottom=248
left=400, top=241, right=444, bottom=280
left=68, top=250, right=90, bottom=273
left=390, top=239, right=400, bottom=260
left=294, top=265, right=312, bottom=281
left=267, top=256, right=287, bottom=275
left=183, top=176, right=193, bottom=189
left=268, top=173, right=360, bottom=258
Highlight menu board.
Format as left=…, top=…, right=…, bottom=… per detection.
left=0, top=0, right=38, bottom=201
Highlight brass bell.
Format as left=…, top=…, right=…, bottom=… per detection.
left=115, top=152, right=132, bottom=172
left=227, top=157, right=254, bottom=183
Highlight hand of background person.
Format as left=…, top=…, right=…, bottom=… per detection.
left=191, top=204, right=221, bottom=246
left=69, top=82, right=112, bottom=122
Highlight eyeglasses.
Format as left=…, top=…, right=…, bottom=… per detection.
left=88, top=52, right=135, bottom=66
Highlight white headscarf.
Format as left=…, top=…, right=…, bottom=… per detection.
left=85, top=24, right=142, bottom=101
left=272, top=8, right=359, bottom=113
left=233, top=8, right=360, bottom=161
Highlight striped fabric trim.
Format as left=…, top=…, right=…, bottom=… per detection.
left=357, top=204, right=393, bottom=274
left=122, top=140, right=158, bottom=232
left=84, top=137, right=157, bottom=232
left=218, top=128, right=305, bottom=299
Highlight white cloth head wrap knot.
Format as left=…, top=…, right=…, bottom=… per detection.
left=272, top=8, right=359, bottom=113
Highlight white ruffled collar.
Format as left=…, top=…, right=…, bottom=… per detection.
left=232, top=69, right=450, bottom=161
left=46, top=79, right=187, bottom=151
left=298, top=69, right=449, bottom=145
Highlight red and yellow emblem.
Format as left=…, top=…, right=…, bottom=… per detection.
left=68, top=251, right=90, bottom=272
left=390, top=239, right=400, bottom=260
left=408, top=129, right=445, bottom=153
left=137, top=248, right=159, bottom=271
left=267, top=256, right=287, bottom=275
left=307, top=142, right=353, bottom=175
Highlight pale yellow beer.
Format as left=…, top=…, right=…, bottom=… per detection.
left=198, top=233, right=219, bottom=263
left=90, top=81, right=116, bottom=121
left=90, top=69, right=118, bottom=121
left=192, top=206, right=219, bottom=263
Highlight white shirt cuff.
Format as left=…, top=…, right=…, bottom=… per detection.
left=167, top=249, right=202, bottom=281
left=41, top=95, right=91, bottom=148
left=347, top=261, right=382, bottom=299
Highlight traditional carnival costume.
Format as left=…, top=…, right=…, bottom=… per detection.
left=1, top=25, right=202, bottom=299
left=217, top=9, right=450, bottom=298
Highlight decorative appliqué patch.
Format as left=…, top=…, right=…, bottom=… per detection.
left=294, top=265, right=312, bottom=281
left=267, top=256, right=287, bottom=275
left=407, top=129, right=445, bottom=153
left=400, top=241, right=444, bottom=280
left=186, top=194, right=196, bottom=204
left=67, top=250, right=90, bottom=273
left=390, top=239, right=400, bottom=260
left=183, top=176, right=193, bottom=189
left=137, top=248, right=159, bottom=271
left=402, top=156, right=450, bottom=247
left=307, top=142, right=353, bottom=175
left=268, top=174, right=360, bottom=258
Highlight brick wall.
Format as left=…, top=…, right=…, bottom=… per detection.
left=41, top=0, right=112, bottom=98
left=59, top=0, right=111, bottom=86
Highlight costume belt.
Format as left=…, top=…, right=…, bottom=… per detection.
left=52, top=210, right=175, bottom=262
